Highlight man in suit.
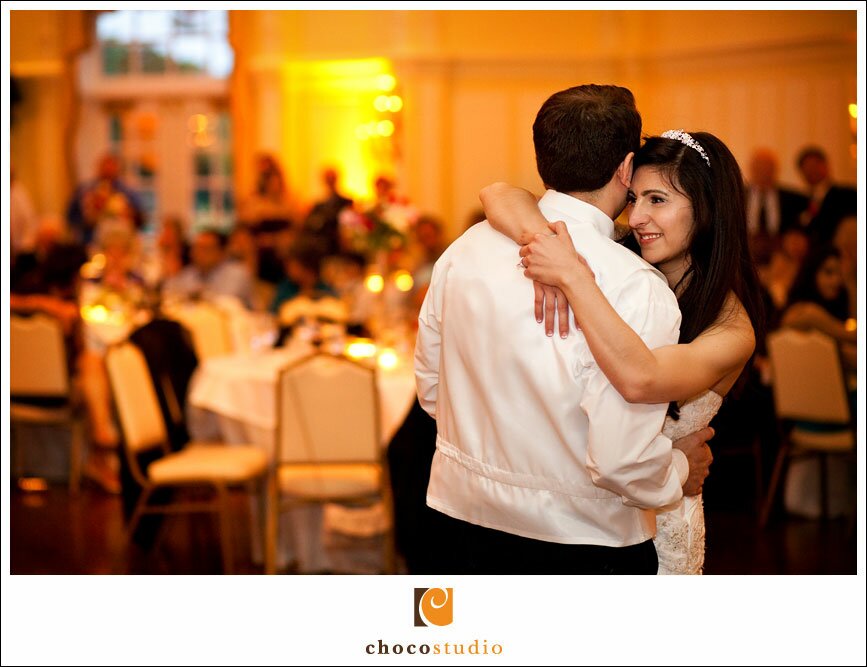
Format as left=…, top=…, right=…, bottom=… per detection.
left=745, top=148, right=809, bottom=265
left=796, top=146, right=857, bottom=246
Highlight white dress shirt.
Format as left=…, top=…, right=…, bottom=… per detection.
left=415, top=190, right=687, bottom=547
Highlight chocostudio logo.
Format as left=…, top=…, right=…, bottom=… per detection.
left=413, top=587, right=453, bottom=627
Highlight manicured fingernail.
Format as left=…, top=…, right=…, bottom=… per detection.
left=560, top=333, right=568, bottom=339
left=536, top=318, right=542, bottom=323
left=546, top=331, right=553, bottom=337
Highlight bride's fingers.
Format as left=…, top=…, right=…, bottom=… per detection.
left=533, top=281, right=545, bottom=324
left=556, top=288, right=569, bottom=339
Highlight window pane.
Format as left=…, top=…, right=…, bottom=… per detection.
left=97, top=11, right=134, bottom=42
left=135, top=11, right=173, bottom=43
left=206, top=40, right=234, bottom=77
left=141, top=44, right=168, bottom=74
left=171, top=35, right=208, bottom=74
left=194, top=152, right=212, bottom=177
left=102, top=41, right=129, bottom=75
left=222, top=190, right=234, bottom=213
left=220, top=153, right=233, bottom=177
left=194, top=189, right=211, bottom=212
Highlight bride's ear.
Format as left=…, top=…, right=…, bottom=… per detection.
left=617, top=152, right=635, bottom=188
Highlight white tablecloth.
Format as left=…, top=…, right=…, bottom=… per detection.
left=186, top=342, right=417, bottom=572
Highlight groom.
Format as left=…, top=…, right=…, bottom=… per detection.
left=414, top=84, right=712, bottom=574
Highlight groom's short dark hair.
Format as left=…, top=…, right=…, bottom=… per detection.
left=533, top=84, right=641, bottom=193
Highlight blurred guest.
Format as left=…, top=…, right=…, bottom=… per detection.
left=237, top=153, right=296, bottom=228
left=162, top=229, right=256, bottom=309
left=227, top=224, right=259, bottom=278
left=10, top=166, right=39, bottom=258
left=746, top=148, right=808, bottom=263
left=409, top=214, right=447, bottom=311
left=254, top=217, right=296, bottom=286
left=833, top=215, right=857, bottom=319
left=761, top=226, right=810, bottom=311
left=324, top=253, right=376, bottom=329
left=67, top=154, right=145, bottom=246
left=796, top=146, right=856, bottom=246
left=11, top=242, right=121, bottom=493
left=155, top=215, right=190, bottom=284
left=301, top=166, right=353, bottom=257
left=270, top=241, right=337, bottom=315
left=781, top=245, right=856, bottom=374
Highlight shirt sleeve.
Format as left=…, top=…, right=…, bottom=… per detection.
left=581, top=268, right=687, bottom=509
left=414, top=255, right=449, bottom=419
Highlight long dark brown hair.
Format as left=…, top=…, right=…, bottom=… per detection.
left=624, top=131, right=765, bottom=415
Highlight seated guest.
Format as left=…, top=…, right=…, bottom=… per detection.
left=781, top=245, right=856, bottom=375
left=11, top=242, right=121, bottom=493
left=269, top=241, right=337, bottom=315
left=162, top=229, right=256, bottom=309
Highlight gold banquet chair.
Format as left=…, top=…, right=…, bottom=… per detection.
left=106, top=342, right=268, bottom=573
left=164, top=301, right=234, bottom=360
left=10, top=313, right=84, bottom=493
left=759, top=329, right=855, bottom=527
left=272, top=353, right=395, bottom=573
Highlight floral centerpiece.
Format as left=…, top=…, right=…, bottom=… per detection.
left=338, top=200, right=418, bottom=261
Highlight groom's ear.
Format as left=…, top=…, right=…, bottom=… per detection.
left=617, top=152, right=635, bottom=188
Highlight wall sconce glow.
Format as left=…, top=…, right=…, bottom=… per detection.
left=365, top=274, right=385, bottom=293
left=394, top=270, right=414, bottom=292
left=377, top=348, right=399, bottom=370
left=345, top=339, right=377, bottom=359
left=848, top=104, right=857, bottom=119
left=376, top=73, right=397, bottom=92
left=189, top=114, right=208, bottom=133
left=356, top=124, right=371, bottom=140
left=377, top=120, right=395, bottom=137
left=388, top=95, right=403, bottom=112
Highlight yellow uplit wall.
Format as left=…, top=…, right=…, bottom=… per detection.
left=280, top=58, right=399, bottom=203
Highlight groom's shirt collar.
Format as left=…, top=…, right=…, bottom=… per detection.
left=538, top=189, right=615, bottom=240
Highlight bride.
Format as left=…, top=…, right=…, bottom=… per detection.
left=481, top=130, right=764, bottom=574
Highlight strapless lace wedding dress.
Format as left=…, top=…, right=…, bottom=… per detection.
left=654, top=390, right=723, bottom=575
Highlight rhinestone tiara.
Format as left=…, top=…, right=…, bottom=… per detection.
left=661, top=129, right=711, bottom=167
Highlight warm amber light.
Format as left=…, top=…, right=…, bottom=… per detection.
left=81, top=304, right=109, bottom=323
left=189, top=114, right=208, bottom=133
left=394, top=270, right=414, bottom=292
left=365, top=274, right=385, bottom=293
left=18, top=477, right=49, bottom=492
left=345, top=339, right=377, bottom=359
left=845, top=318, right=857, bottom=332
left=377, top=348, right=399, bottom=370
left=388, top=95, right=403, bottom=112
left=377, top=120, right=395, bottom=137
left=374, top=95, right=390, bottom=112
left=376, top=73, right=396, bottom=92
left=848, top=104, right=857, bottom=119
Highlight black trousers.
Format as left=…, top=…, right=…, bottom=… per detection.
left=429, top=510, right=658, bottom=575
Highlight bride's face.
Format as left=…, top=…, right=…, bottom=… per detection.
left=626, top=167, right=695, bottom=282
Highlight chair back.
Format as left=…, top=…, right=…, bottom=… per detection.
left=277, top=354, right=380, bottom=465
left=164, top=302, right=233, bottom=360
left=10, top=314, right=69, bottom=397
left=767, top=329, right=850, bottom=424
left=106, top=342, right=169, bottom=453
